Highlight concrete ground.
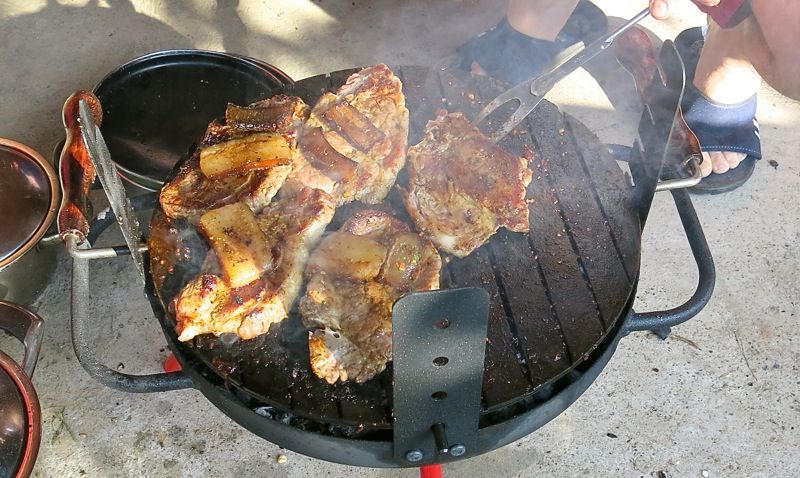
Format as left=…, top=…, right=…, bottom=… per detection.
left=1, top=0, right=798, bottom=476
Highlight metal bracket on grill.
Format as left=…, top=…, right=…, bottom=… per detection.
left=630, top=40, right=687, bottom=225
left=68, top=193, right=194, bottom=393
left=392, top=287, right=490, bottom=465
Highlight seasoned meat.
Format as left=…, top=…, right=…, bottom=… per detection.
left=300, top=210, right=441, bottom=384
left=198, top=202, right=274, bottom=288
left=224, top=94, right=310, bottom=133
left=199, top=133, right=292, bottom=179
left=287, top=64, right=409, bottom=205
left=160, top=96, right=309, bottom=223
left=173, top=187, right=335, bottom=341
left=401, top=111, right=533, bottom=257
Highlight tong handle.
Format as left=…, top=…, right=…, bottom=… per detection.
left=531, top=7, right=651, bottom=96
left=57, top=91, right=103, bottom=243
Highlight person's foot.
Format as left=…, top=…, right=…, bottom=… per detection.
left=456, top=0, right=607, bottom=85
left=456, top=18, right=561, bottom=83
left=676, top=27, right=761, bottom=181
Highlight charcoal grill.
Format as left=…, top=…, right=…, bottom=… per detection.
left=63, top=41, right=715, bottom=468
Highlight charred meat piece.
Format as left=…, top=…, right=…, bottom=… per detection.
left=225, top=94, right=310, bottom=133
left=320, top=101, right=386, bottom=153
left=288, top=64, right=409, bottom=205
left=298, top=126, right=358, bottom=182
left=199, top=133, right=292, bottom=179
left=401, top=111, right=533, bottom=257
left=198, top=202, right=274, bottom=288
left=173, top=187, right=335, bottom=341
left=159, top=155, right=291, bottom=225
left=300, top=210, right=441, bottom=384
left=160, top=96, right=309, bottom=223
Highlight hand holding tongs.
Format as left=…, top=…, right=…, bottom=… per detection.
left=473, top=7, right=651, bottom=142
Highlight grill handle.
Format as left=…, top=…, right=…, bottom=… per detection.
left=69, top=193, right=194, bottom=393
left=624, top=187, right=715, bottom=334
left=57, top=91, right=101, bottom=243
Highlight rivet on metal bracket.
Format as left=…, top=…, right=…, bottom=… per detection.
left=449, top=444, right=467, bottom=457
left=405, top=449, right=424, bottom=463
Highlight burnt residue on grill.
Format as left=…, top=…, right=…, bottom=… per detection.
left=149, top=210, right=207, bottom=300
left=149, top=65, right=641, bottom=434
left=564, top=115, right=641, bottom=282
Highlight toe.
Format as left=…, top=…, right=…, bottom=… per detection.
left=699, top=152, right=714, bottom=177
left=710, top=151, right=730, bottom=174
left=722, top=151, right=747, bottom=170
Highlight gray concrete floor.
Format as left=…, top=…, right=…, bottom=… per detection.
left=1, top=0, right=799, bottom=476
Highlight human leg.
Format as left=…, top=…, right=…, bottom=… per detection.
left=677, top=1, right=800, bottom=183
left=691, top=20, right=762, bottom=177
left=747, top=0, right=800, bottom=101
left=456, top=0, right=605, bottom=84
left=506, top=0, right=580, bottom=41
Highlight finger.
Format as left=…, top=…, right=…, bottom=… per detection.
left=700, top=152, right=714, bottom=177
left=649, top=0, right=671, bottom=20
left=710, top=151, right=730, bottom=174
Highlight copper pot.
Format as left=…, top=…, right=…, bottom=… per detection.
left=0, top=139, right=61, bottom=305
left=0, top=301, right=43, bottom=477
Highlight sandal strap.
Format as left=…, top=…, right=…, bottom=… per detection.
left=675, top=27, right=762, bottom=160
left=682, top=89, right=762, bottom=159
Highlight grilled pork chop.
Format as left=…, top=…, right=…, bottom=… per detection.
left=299, top=210, right=441, bottom=384
left=173, top=187, right=335, bottom=341
left=287, top=64, right=409, bottom=205
left=160, top=95, right=309, bottom=223
left=401, top=111, right=533, bottom=257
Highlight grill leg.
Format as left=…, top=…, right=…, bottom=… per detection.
left=651, top=326, right=672, bottom=340
left=420, top=464, right=443, bottom=478
left=163, top=353, right=182, bottom=373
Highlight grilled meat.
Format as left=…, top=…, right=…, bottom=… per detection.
left=401, top=111, right=533, bottom=257
left=287, top=64, right=409, bottom=205
left=160, top=95, right=309, bottom=223
left=199, top=132, right=292, bottom=179
left=224, top=95, right=309, bottom=133
left=174, top=187, right=335, bottom=341
left=198, top=202, right=275, bottom=288
left=300, top=210, right=441, bottom=384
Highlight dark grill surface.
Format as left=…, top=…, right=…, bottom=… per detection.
left=151, top=66, right=641, bottom=430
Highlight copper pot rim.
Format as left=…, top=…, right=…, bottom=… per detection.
left=0, top=138, right=60, bottom=270
left=0, top=349, right=42, bottom=478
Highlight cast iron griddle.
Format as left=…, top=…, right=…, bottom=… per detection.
left=150, top=65, right=641, bottom=429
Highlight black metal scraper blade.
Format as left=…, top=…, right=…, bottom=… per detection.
left=392, top=287, right=490, bottom=465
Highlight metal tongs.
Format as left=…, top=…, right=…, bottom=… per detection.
left=474, top=7, right=651, bottom=142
